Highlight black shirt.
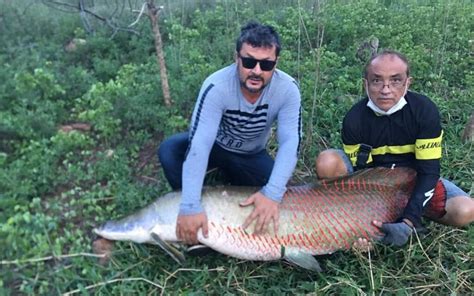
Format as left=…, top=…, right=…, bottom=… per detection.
left=342, top=91, right=442, bottom=227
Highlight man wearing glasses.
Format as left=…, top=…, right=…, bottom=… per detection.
left=315, top=50, right=473, bottom=247
left=158, top=21, right=302, bottom=248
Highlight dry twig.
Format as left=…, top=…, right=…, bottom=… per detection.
left=62, top=277, right=163, bottom=295
left=1, top=252, right=105, bottom=265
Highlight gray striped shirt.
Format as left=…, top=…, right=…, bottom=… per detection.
left=181, top=63, right=302, bottom=215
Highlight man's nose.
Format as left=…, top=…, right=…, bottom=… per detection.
left=251, top=62, right=263, bottom=74
left=380, top=84, right=392, bottom=94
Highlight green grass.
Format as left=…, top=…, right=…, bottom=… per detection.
left=0, top=0, right=473, bottom=294
left=2, top=226, right=472, bottom=294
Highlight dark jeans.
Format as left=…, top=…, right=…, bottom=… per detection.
left=158, top=132, right=274, bottom=190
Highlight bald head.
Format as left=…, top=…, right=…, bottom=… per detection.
left=364, top=50, right=410, bottom=79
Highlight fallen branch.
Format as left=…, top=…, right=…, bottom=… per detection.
left=1, top=252, right=105, bottom=265
left=62, top=267, right=225, bottom=295
left=62, top=277, right=163, bottom=296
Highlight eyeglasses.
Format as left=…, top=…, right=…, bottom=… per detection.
left=367, top=77, right=407, bottom=90
left=238, top=54, right=277, bottom=71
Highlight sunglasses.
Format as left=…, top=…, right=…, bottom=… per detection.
left=238, top=54, right=277, bottom=71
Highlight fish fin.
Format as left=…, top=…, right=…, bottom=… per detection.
left=283, top=248, right=322, bottom=272
left=150, top=232, right=186, bottom=265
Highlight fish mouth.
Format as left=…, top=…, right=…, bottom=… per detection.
left=92, top=226, right=106, bottom=238
left=92, top=222, right=123, bottom=240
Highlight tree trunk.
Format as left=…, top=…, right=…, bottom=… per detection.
left=147, top=1, right=172, bottom=107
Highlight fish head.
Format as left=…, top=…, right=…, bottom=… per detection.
left=93, top=209, right=165, bottom=244
left=93, top=192, right=181, bottom=244
left=93, top=219, right=152, bottom=243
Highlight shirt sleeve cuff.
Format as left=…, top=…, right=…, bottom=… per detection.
left=260, top=185, right=284, bottom=203
left=401, top=213, right=423, bottom=229
left=179, top=203, right=204, bottom=215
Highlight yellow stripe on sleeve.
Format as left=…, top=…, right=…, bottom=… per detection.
left=343, top=144, right=359, bottom=166
left=415, top=131, right=443, bottom=160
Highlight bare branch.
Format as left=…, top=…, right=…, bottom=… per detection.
left=79, top=0, right=93, bottom=34
left=110, top=0, right=119, bottom=18
left=128, top=2, right=146, bottom=27
left=42, top=0, right=80, bottom=13
left=42, top=0, right=140, bottom=36
left=43, top=0, right=106, bottom=21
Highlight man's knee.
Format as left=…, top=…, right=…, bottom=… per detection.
left=157, top=133, right=189, bottom=189
left=315, top=150, right=348, bottom=179
left=158, top=133, right=188, bottom=167
left=158, top=138, right=174, bottom=166
left=442, top=196, right=474, bottom=227
left=451, top=197, right=474, bottom=226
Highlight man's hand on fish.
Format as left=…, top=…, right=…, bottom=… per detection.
left=240, top=191, right=279, bottom=235
left=176, top=212, right=209, bottom=245
left=373, top=219, right=413, bottom=247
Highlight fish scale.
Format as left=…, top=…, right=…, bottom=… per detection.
left=94, top=167, right=417, bottom=271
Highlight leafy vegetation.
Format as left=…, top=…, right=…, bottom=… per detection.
left=1, top=0, right=472, bottom=294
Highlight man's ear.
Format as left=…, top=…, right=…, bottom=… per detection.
left=406, top=76, right=412, bottom=88
left=234, top=52, right=239, bottom=64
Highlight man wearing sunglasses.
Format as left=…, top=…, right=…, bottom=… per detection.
left=314, top=50, right=473, bottom=248
left=158, top=21, right=302, bottom=248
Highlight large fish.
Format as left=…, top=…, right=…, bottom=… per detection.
left=93, top=167, right=416, bottom=271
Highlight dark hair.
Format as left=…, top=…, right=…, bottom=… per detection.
left=364, top=49, right=410, bottom=78
left=236, top=21, right=281, bottom=57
